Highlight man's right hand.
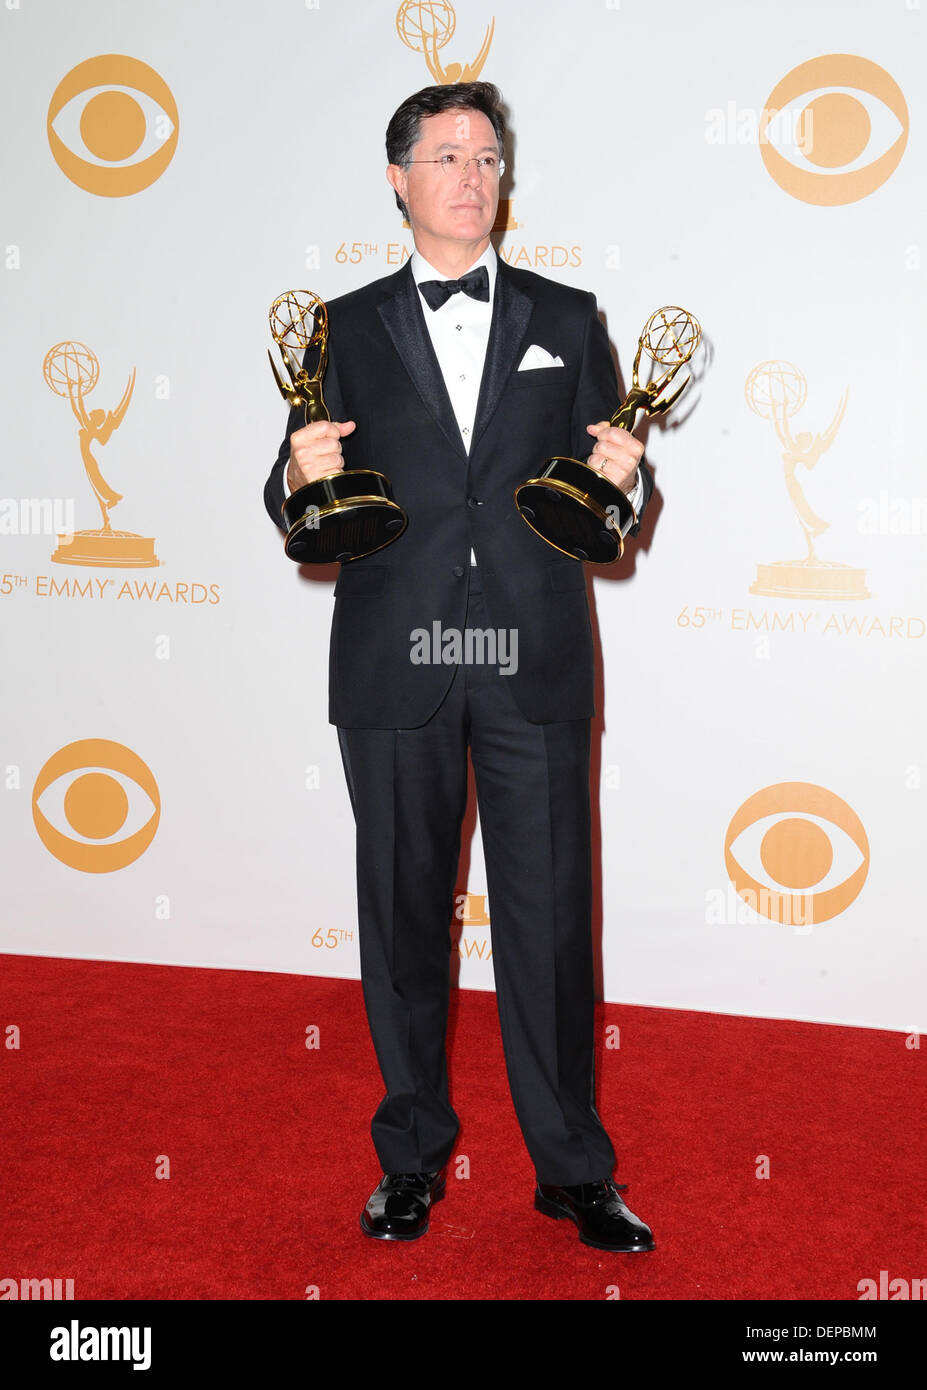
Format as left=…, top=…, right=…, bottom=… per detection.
left=286, top=419, right=356, bottom=492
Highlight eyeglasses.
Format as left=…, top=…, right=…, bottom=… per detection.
left=405, top=154, right=505, bottom=179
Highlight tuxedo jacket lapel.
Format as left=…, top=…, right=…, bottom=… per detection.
left=471, top=260, right=533, bottom=454
left=377, top=263, right=466, bottom=460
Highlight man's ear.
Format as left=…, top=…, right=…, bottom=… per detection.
left=386, top=163, right=408, bottom=205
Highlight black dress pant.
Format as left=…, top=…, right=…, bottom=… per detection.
left=337, top=574, right=616, bottom=1185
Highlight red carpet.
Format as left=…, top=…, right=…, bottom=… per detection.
left=1, top=953, right=923, bottom=1301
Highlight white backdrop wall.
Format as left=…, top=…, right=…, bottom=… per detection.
left=1, top=0, right=924, bottom=1031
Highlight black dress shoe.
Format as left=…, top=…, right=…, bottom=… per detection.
left=360, top=1170, right=446, bottom=1241
left=535, top=1178, right=655, bottom=1252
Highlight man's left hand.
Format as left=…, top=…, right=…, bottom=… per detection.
left=585, top=421, right=644, bottom=495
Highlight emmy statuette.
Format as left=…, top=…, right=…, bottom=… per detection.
left=268, top=290, right=407, bottom=563
left=744, top=361, right=866, bottom=599
left=515, top=306, right=701, bottom=563
left=43, top=340, right=158, bottom=568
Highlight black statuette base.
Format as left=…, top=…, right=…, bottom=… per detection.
left=282, top=469, right=407, bottom=564
left=515, top=455, right=636, bottom=564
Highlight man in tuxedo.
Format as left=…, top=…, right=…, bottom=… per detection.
left=265, top=82, right=655, bottom=1253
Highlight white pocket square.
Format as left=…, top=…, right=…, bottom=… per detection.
left=517, top=344, right=564, bottom=370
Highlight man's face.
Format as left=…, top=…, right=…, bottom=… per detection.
left=387, top=108, right=500, bottom=258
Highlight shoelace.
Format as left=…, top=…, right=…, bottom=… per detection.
left=386, top=1172, right=435, bottom=1190
left=584, top=1179, right=629, bottom=1204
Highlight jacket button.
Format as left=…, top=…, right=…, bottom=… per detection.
left=467, top=496, right=480, bottom=509
left=452, top=565, right=465, bottom=578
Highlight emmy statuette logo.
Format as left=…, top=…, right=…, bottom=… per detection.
left=395, top=1, right=494, bottom=85
left=43, top=342, right=158, bottom=569
left=745, top=361, right=867, bottom=600
left=457, top=893, right=490, bottom=927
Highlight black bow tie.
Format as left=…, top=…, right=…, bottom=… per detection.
left=418, top=265, right=490, bottom=311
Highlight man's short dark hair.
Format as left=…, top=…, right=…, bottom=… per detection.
left=385, top=82, right=507, bottom=220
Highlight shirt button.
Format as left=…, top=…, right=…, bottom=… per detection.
left=453, top=565, right=465, bottom=578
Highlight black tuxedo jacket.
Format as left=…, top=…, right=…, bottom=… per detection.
left=265, top=258, right=653, bottom=728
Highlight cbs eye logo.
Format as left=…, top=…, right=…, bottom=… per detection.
left=33, top=739, right=160, bottom=873
left=47, top=55, right=178, bottom=197
left=760, top=54, right=907, bottom=206
left=724, top=782, right=869, bottom=926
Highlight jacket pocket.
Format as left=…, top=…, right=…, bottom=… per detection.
left=511, top=365, right=573, bottom=389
